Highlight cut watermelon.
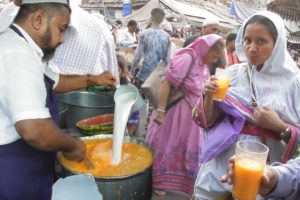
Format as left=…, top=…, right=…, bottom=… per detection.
left=76, top=114, right=114, bottom=136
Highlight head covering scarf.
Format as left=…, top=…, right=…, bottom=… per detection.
left=235, top=11, right=298, bottom=76
left=229, top=11, right=300, bottom=125
left=176, top=34, right=222, bottom=62
left=164, top=34, right=222, bottom=106
left=22, top=0, right=69, bottom=4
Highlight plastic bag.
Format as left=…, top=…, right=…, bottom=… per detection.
left=52, top=174, right=102, bottom=200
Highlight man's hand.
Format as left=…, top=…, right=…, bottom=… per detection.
left=93, top=71, right=116, bottom=87
left=14, top=0, right=22, bottom=6
left=62, top=135, right=86, bottom=162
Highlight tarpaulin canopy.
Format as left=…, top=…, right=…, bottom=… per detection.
left=122, top=0, right=240, bottom=30
left=229, top=0, right=264, bottom=21
left=267, top=0, right=300, bottom=22
left=230, top=0, right=300, bottom=43
left=267, top=0, right=300, bottom=43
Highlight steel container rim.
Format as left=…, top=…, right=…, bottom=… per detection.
left=57, top=91, right=115, bottom=109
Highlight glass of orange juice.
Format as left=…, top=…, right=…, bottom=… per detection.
left=233, top=140, right=269, bottom=200
left=212, top=68, right=231, bottom=101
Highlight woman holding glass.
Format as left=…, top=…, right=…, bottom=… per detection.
left=192, top=11, right=300, bottom=199
left=147, top=34, right=224, bottom=196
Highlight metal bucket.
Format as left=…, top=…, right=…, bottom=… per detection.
left=58, top=135, right=153, bottom=200
left=57, top=91, right=115, bottom=130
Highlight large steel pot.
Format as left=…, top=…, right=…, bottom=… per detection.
left=57, top=91, right=115, bottom=131
left=58, top=135, right=153, bottom=200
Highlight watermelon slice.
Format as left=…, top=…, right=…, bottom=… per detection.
left=76, top=114, right=114, bottom=136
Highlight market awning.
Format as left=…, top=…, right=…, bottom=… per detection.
left=289, top=30, right=300, bottom=43
left=122, top=0, right=240, bottom=30
left=284, top=19, right=300, bottom=44
left=267, top=0, right=300, bottom=22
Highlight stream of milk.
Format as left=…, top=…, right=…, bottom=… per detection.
left=112, top=92, right=136, bottom=165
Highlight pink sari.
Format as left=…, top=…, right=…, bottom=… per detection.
left=146, top=34, right=222, bottom=195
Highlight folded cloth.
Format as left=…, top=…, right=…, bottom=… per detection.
left=128, top=111, right=140, bottom=124
left=200, top=100, right=245, bottom=163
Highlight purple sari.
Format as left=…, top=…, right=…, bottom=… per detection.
left=193, top=95, right=300, bottom=163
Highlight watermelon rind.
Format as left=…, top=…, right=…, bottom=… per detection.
left=77, top=123, right=114, bottom=136
left=76, top=114, right=114, bottom=136
left=76, top=114, right=113, bottom=127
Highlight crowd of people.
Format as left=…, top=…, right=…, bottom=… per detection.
left=0, top=0, right=300, bottom=200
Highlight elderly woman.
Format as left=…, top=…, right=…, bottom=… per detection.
left=146, top=34, right=225, bottom=196
left=192, top=11, right=300, bottom=199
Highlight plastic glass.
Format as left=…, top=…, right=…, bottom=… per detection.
left=233, top=140, right=269, bottom=200
left=212, top=68, right=231, bottom=101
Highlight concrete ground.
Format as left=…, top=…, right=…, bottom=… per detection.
left=136, top=101, right=191, bottom=200
left=151, top=191, right=191, bottom=200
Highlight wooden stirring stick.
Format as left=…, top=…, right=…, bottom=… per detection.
left=83, top=157, right=95, bottom=169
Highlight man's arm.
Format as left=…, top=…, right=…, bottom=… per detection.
left=265, top=157, right=300, bottom=199
left=54, top=72, right=116, bottom=93
left=163, top=37, right=172, bottom=64
left=130, top=34, right=145, bottom=75
left=15, top=118, right=85, bottom=161
left=102, top=37, right=120, bottom=83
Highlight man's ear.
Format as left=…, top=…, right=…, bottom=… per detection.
left=14, top=0, right=22, bottom=6
left=31, top=10, right=48, bottom=31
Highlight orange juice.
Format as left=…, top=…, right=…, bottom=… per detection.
left=58, top=139, right=153, bottom=177
left=233, top=158, right=264, bottom=200
left=212, top=79, right=230, bottom=101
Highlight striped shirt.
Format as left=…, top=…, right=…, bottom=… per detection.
left=48, top=5, right=119, bottom=79
left=0, top=3, right=119, bottom=80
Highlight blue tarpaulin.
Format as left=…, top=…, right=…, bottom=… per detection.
left=123, top=2, right=132, bottom=17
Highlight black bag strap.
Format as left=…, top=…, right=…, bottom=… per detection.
left=246, top=64, right=258, bottom=108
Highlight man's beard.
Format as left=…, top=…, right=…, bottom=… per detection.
left=41, top=26, right=60, bottom=62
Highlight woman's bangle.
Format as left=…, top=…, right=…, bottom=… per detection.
left=157, top=109, right=166, bottom=113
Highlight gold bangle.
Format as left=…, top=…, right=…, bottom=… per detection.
left=87, top=74, right=92, bottom=87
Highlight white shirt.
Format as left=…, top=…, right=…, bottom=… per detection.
left=116, top=28, right=137, bottom=46
left=48, top=4, right=119, bottom=79
left=0, top=2, right=18, bottom=33
left=0, top=25, right=51, bottom=145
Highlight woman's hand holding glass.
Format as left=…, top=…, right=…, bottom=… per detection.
left=204, top=76, right=219, bottom=99
left=253, top=106, right=287, bottom=133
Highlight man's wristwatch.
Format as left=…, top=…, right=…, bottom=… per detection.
left=280, top=127, right=291, bottom=142
left=87, top=74, right=93, bottom=87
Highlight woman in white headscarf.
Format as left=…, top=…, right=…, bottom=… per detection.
left=192, top=11, right=300, bottom=199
